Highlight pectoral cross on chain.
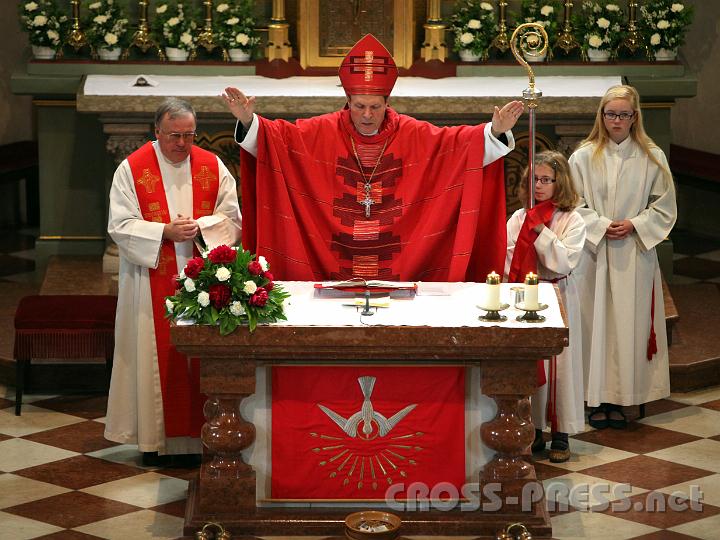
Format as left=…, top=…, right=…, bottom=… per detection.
left=360, top=182, right=374, bottom=218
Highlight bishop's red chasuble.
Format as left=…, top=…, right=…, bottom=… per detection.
left=241, top=107, right=506, bottom=282
left=246, top=107, right=507, bottom=499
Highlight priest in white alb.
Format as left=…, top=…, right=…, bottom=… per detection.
left=105, top=98, right=242, bottom=460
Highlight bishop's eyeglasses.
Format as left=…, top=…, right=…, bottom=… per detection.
left=534, top=176, right=556, bottom=184
left=159, top=130, right=196, bottom=142
left=602, top=111, right=635, bottom=121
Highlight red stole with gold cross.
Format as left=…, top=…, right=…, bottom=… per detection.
left=128, top=141, right=219, bottom=438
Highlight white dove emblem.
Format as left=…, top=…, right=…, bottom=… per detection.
left=318, top=376, right=417, bottom=439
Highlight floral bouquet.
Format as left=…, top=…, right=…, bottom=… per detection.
left=18, top=0, right=68, bottom=50
left=84, top=0, right=130, bottom=52
left=515, top=0, right=560, bottom=48
left=640, top=0, right=693, bottom=55
left=165, top=245, right=289, bottom=335
left=152, top=1, right=198, bottom=51
left=213, top=0, right=260, bottom=53
left=573, top=1, right=626, bottom=54
left=449, top=0, right=498, bottom=60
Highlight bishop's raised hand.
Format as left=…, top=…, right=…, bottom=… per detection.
left=222, top=87, right=256, bottom=129
left=491, top=100, right=524, bottom=138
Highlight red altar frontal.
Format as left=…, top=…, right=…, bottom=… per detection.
left=171, top=281, right=568, bottom=538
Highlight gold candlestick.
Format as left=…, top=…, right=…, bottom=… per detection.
left=123, top=0, right=165, bottom=61
left=267, top=0, right=291, bottom=62
left=193, top=0, right=228, bottom=61
left=618, top=0, right=651, bottom=60
left=421, top=0, right=447, bottom=62
left=58, top=0, right=91, bottom=59
left=553, top=1, right=580, bottom=57
left=491, top=0, right=510, bottom=54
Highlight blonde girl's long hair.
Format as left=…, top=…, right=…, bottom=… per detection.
left=579, top=84, right=668, bottom=173
left=518, top=150, right=579, bottom=211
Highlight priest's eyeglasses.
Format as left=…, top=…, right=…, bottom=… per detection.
left=534, top=176, right=556, bottom=184
left=160, top=131, right=196, bottom=142
left=602, top=112, right=635, bottom=121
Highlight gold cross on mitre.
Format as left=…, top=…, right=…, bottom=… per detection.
left=194, top=165, right=217, bottom=191
left=363, top=49, right=375, bottom=81
left=137, top=168, right=160, bottom=194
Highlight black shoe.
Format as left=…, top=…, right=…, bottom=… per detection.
left=588, top=405, right=609, bottom=430
left=142, top=451, right=171, bottom=467
left=606, top=404, right=627, bottom=429
left=549, top=432, right=570, bottom=463
left=531, top=429, right=546, bottom=453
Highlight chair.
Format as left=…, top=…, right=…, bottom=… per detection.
left=14, top=295, right=117, bottom=415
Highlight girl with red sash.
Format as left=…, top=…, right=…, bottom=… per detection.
left=505, top=151, right=586, bottom=463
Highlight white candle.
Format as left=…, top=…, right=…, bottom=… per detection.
left=485, top=271, right=501, bottom=310
left=524, top=272, right=539, bottom=310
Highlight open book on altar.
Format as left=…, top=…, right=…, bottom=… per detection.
left=314, top=278, right=418, bottom=296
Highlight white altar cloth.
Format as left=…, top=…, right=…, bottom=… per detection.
left=276, top=281, right=564, bottom=328
left=83, top=74, right=621, bottom=98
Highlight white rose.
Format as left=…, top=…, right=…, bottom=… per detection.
left=215, top=266, right=231, bottom=281
left=94, top=15, right=109, bottom=24
left=467, top=19, right=481, bottom=29
left=235, top=32, right=249, bottom=46
left=180, top=32, right=193, bottom=45
left=197, top=291, right=210, bottom=307
left=226, top=17, right=239, bottom=25
left=460, top=32, right=474, bottom=45
left=179, top=269, right=186, bottom=279
left=165, top=299, right=174, bottom=313
left=25, top=2, right=38, bottom=11
left=480, top=2, right=493, bottom=10
left=597, top=17, right=610, bottom=29
left=184, top=278, right=196, bottom=292
left=243, top=280, right=257, bottom=294
left=156, top=4, right=168, bottom=14
left=540, top=5, right=553, bottom=16
left=89, top=1, right=101, bottom=9
left=32, top=15, right=48, bottom=26
left=47, top=30, right=59, bottom=44
left=588, top=35, right=603, bottom=48
left=167, top=17, right=180, bottom=27
left=650, top=33, right=661, bottom=45
left=606, top=4, right=620, bottom=11
left=104, top=32, right=118, bottom=45
left=671, top=3, right=684, bottom=12
left=229, top=301, right=246, bottom=316
left=216, top=3, right=229, bottom=12
left=258, top=255, right=269, bottom=272
left=657, top=20, right=670, bottom=30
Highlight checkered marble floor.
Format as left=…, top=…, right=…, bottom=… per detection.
left=2, top=385, right=720, bottom=540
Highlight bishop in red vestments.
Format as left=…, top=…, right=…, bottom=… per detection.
left=223, top=34, right=523, bottom=281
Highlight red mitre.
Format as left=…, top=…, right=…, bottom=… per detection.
left=338, top=34, right=398, bottom=97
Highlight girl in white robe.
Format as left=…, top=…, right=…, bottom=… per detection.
left=569, top=84, right=677, bottom=430
left=505, top=151, right=586, bottom=463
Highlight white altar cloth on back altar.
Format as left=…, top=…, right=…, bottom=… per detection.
left=83, top=74, right=622, bottom=98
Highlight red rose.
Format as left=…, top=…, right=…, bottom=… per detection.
left=249, top=287, right=268, bottom=307
left=184, top=257, right=205, bottom=279
left=265, top=281, right=275, bottom=292
left=263, top=271, right=274, bottom=282
left=208, top=245, right=236, bottom=264
left=209, top=284, right=232, bottom=309
left=248, top=260, right=263, bottom=275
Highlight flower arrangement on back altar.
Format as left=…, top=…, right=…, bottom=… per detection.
left=165, top=245, right=289, bottom=335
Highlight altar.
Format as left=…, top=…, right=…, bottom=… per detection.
left=171, top=281, right=568, bottom=538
